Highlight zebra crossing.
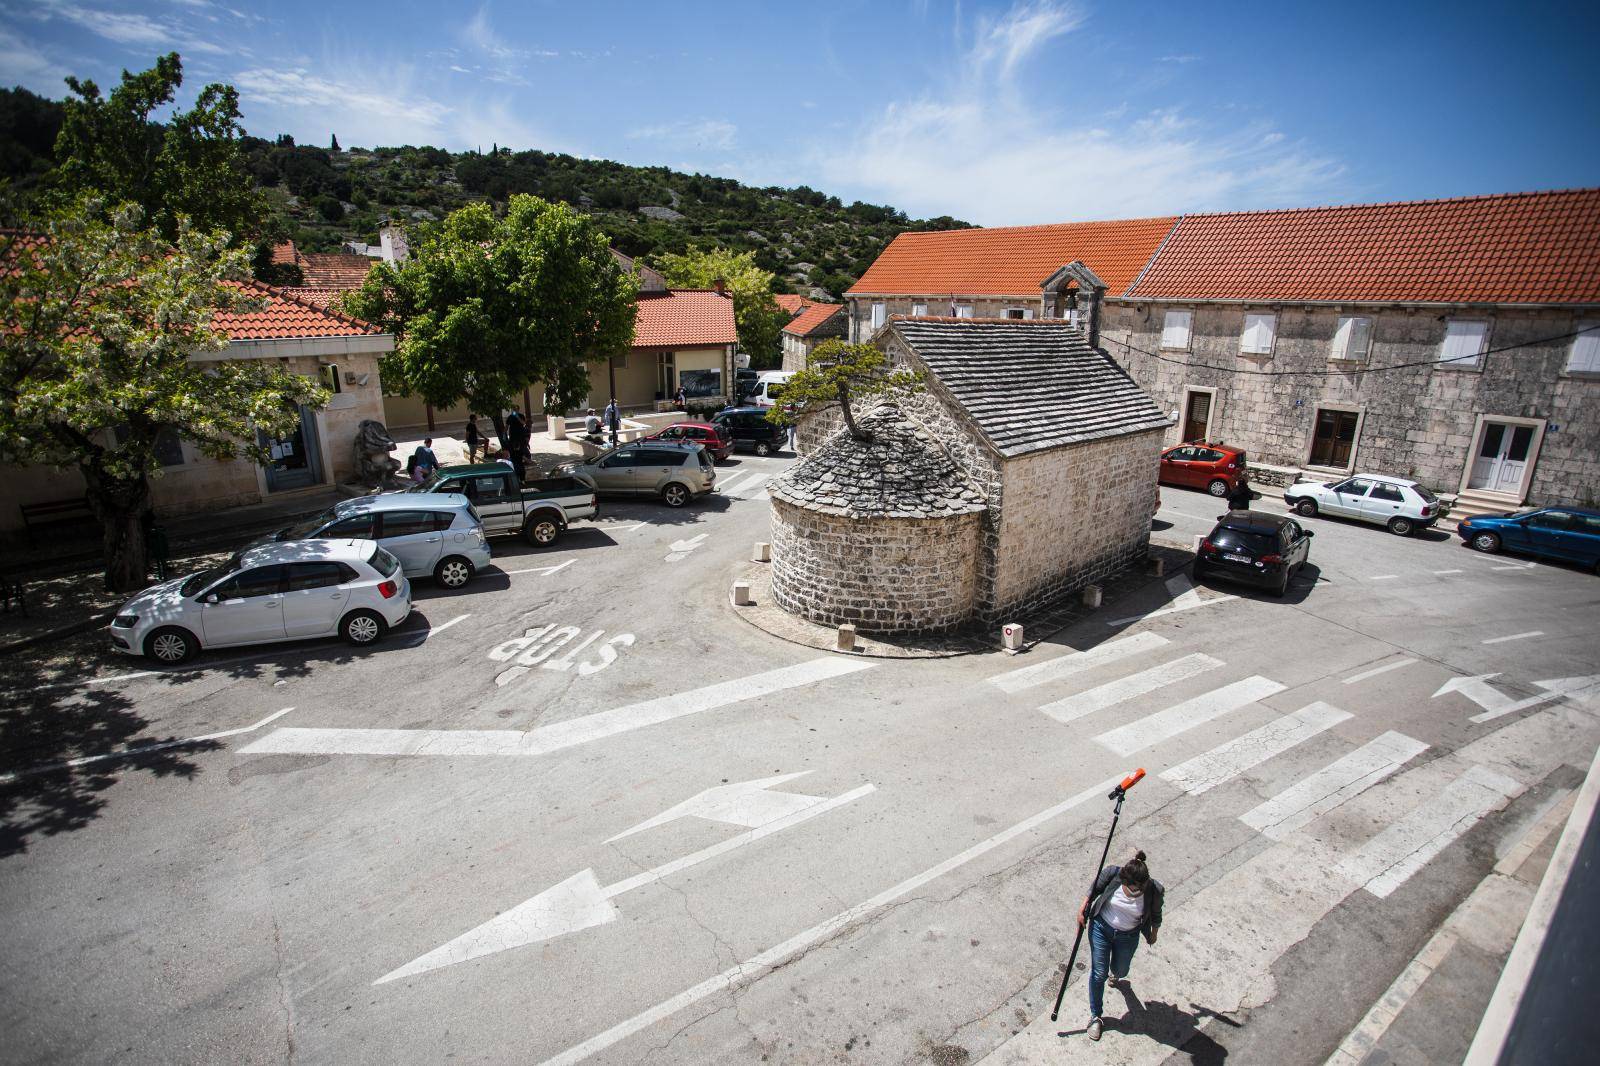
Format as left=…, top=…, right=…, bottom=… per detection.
left=982, top=630, right=1597, bottom=1065
left=714, top=469, right=772, bottom=499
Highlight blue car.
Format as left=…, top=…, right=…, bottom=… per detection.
left=1456, top=507, right=1600, bottom=572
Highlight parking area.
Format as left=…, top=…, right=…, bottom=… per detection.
left=2, top=470, right=1597, bottom=1065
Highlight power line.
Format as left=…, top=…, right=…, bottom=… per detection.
left=1102, top=322, right=1597, bottom=378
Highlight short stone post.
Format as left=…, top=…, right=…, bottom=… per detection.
left=836, top=624, right=857, bottom=653
left=752, top=541, right=771, bottom=562
left=731, top=580, right=752, bottom=606
left=1082, top=584, right=1103, bottom=609
left=1002, top=623, right=1025, bottom=651
left=1148, top=555, right=1166, bottom=577
left=546, top=414, right=567, bottom=440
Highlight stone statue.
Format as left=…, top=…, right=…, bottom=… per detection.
left=354, top=419, right=404, bottom=488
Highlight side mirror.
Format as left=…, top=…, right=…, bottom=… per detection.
left=1302, top=530, right=1315, bottom=538
left=201, top=593, right=219, bottom=604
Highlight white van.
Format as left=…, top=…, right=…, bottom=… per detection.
left=750, top=370, right=795, bottom=408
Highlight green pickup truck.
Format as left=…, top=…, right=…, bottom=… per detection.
left=407, top=464, right=598, bottom=547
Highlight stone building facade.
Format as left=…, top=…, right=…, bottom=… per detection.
left=769, top=406, right=987, bottom=632
left=780, top=302, right=847, bottom=372
left=778, top=318, right=1167, bottom=631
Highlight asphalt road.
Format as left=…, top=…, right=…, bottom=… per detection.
left=2, top=460, right=1597, bottom=1066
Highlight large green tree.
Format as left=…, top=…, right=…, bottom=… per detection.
left=342, top=194, right=636, bottom=438
left=0, top=199, right=325, bottom=591
left=49, top=53, right=267, bottom=250
left=650, top=246, right=789, bottom=369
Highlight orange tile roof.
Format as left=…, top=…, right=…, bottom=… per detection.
left=283, top=286, right=344, bottom=309
left=632, top=289, right=738, bottom=348
left=1127, top=188, right=1600, bottom=305
left=299, top=251, right=377, bottom=288
left=782, top=301, right=845, bottom=338
left=773, top=294, right=810, bottom=315
left=213, top=281, right=384, bottom=340
left=848, top=217, right=1178, bottom=298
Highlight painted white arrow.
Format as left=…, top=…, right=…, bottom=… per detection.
left=374, top=774, right=874, bottom=984
left=606, top=770, right=823, bottom=842
left=1433, top=672, right=1600, bottom=723
left=665, top=532, right=709, bottom=561
left=591, top=521, right=648, bottom=534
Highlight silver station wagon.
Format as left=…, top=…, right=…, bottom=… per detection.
left=562, top=442, right=716, bottom=507
left=264, top=493, right=492, bottom=588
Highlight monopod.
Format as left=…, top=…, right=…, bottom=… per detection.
left=1048, top=768, right=1146, bottom=1023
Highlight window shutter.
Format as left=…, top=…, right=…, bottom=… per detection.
left=1162, top=310, right=1191, bottom=349
left=1568, top=324, right=1600, bottom=373
left=1441, top=320, right=1487, bottom=366
left=871, top=302, right=885, bottom=330
left=1331, top=317, right=1353, bottom=359
left=1243, top=313, right=1275, bottom=354
left=1348, top=317, right=1372, bottom=360
left=912, top=303, right=927, bottom=317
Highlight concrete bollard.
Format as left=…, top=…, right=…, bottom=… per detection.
left=1002, top=623, right=1025, bottom=651
left=752, top=541, right=771, bottom=562
left=1149, top=555, right=1166, bottom=577
left=837, top=624, right=857, bottom=653
left=1082, top=584, right=1103, bottom=609
left=731, top=580, right=752, bottom=606
left=546, top=415, right=567, bottom=440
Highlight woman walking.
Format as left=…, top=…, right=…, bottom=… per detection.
left=1078, top=850, right=1164, bottom=1041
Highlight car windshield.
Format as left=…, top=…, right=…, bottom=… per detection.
left=766, top=384, right=785, bottom=402
left=1211, top=528, right=1277, bottom=555
left=180, top=554, right=242, bottom=597
left=1509, top=509, right=1541, bottom=519
left=278, top=507, right=338, bottom=539
left=407, top=474, right=448, bottom=493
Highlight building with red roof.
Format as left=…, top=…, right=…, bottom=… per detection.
left=5, top=277, right=396, bottom=532
left=780, top=300, right=846, bottom=371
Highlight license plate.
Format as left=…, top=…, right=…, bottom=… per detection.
left=1224, top=552, right=1251, bottom=563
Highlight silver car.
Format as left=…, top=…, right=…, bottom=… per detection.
left=564, top=441, right=716, bottom=508
left=263, top=493, right=491, bottom=588
left=109, top=539, right=412, bottom=664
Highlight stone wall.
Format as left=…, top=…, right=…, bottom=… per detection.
left=846, top=295, right=1053, bottom=341
left=1102, top=301, right=1600, bottom=507
left=769, top=498, right=982, bottom=633
left=991, top=428, right=1163, bottom=618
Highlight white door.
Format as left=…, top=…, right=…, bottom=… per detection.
left=281, top=562, right=350, bottom=638
left=1468, top=423, right=1535, bottom=494
left=200, top=565, right=288, bottom=646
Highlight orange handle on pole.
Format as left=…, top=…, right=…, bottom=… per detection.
left=1119, top=768, right=1146, bottom=792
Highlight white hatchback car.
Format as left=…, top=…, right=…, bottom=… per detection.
left=110, top=539, right=412, bottom=664
left=1282, top=474, right=1448, bottom=536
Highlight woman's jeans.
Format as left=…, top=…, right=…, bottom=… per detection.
left=1087, top=916, right=1141, bottom=1018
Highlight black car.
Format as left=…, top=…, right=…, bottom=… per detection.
left=712, top=406, right=788, bottom=456
left=1192, top=511, right=1313, bottom=596
left=734, top=368, right=760, bottom=401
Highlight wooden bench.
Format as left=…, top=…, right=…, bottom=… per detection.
left=19, top=496, right=95, bottom=547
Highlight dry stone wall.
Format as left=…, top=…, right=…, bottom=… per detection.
left=769, top=498, right=982, bottom=632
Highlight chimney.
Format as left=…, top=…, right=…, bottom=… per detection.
left=378, top=219, right=410, bottom=264
left=713, top=277, right=727, bottom=296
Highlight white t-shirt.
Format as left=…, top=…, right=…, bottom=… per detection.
left=1101, top=886, right=1146, bottom=932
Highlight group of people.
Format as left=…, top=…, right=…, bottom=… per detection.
left=581, top=400, right=622, bottom=447
left=406, top=400, right=635, bottom=487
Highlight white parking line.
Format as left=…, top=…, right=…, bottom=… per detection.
left=1369, top=575, right=1399, bottom=581
left=425, top=614, right=470, bottom=638
left=1481, top=630, right=1543, bottom=645
left=0, top=707, right=295, bottom=783
left=505, top=560, right=575, bottom=577
left=1343, top=657, right=1417, bottom=685
left=1038, top=653, right=1223, bottom=725
left=986, top=632, right=1169, bottom=694
left=1432, top=569, right=1465, bottom=575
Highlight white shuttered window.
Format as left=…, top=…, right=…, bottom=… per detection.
left=870, top=302, right=886, bottom=330
left=911, top=303, right=927, bottom=317
left=1331, top=316, right=1374, bottom=361
left=1241, top=313, right=1277, bottom=354
left=954, top=304, right=974, bottom=318
left=1568, top=323, right=1600, bottom=373
left=1161, top=310, right=1192, bottom=349
left=1439, top=319, right=1489, bottom=367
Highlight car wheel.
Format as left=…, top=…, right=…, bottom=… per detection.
left=1387, top=516, right=1415, bottom=537
left=434, top=555, right=474, bottom=589
left=143, top=625, right=197, bottom=664
left=1470, top=531, right=1501, bottom=553
left=341, top=609, right=386, bottom=646
left=662, top=483, right=690, bottom=508
left=1294, top=498, right=1319, bottom=517
left=525, top=517, right=561, bottom=547
left=1207, top=479, right=1229, bottom=497
left=755, top=441, right=772, bottom=457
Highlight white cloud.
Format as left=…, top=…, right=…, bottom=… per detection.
left=627, top=118, right=737, bottom=151
left=234, top=67, right=454, bottom=145
left=0, top=26, right=72, bottom=88
left=819, top=0, right=1342, bottom=224
left=28, top=1, right=229, bottom=55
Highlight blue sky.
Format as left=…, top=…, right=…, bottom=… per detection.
left=2, top=0, right=1597, bottom=226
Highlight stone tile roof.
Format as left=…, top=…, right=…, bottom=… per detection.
left=282, top=286, right=343, bottom=309
left=1127, top=188, right=1600, bottom=305
left=782, top=301, right=846, bottom=338
left=769, top=404, right=988, bottom=519
left=633, top=289, right=738, bottom=348
left=847, top=217, right=1178, bottom=298
left=890, top=317, right=1169, bottom=457
left=213, top=281, right=384, bottom=339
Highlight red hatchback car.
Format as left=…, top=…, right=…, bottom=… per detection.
left=1159, top=441, right=1248, bottom=497
left=645, top=421, right=731, bottom=462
